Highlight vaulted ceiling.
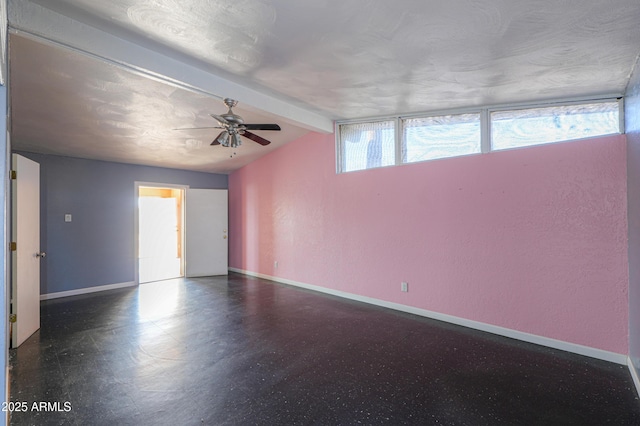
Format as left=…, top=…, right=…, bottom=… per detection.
left=8, top=0, right=640, bottom=173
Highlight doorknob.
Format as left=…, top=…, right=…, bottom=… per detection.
left=36, top=252, right=46, bottom=258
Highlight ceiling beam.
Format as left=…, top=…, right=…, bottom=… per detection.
left=8, top=0, right=334, bottom=133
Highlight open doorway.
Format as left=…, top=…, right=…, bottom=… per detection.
left=136, top=184, right=185, bottom=283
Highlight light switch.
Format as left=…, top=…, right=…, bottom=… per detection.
left=64, top=214, right=72, bottom=222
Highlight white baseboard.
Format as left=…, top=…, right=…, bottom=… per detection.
left=229, top=267, right=628, bottom=365
left=40, top=281, right=137, bottom=300
left=628, top=357, right=640, bottom=398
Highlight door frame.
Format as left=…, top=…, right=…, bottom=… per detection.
left=134, top=182, right=188, bottom=285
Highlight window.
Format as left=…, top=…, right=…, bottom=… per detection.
left=402, top=113, right=481, bottom=163
left=338, top=120, right=396, bottom=172
left=336, top=98, right=622, bottom=173
left=491, top=101, right=620, bottom=151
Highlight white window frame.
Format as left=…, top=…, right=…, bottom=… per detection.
left=335, top=118, right=399, bottom=173
left=335, top=96, right=623, bottom=174
left=399, top=111, right=483, bottom=165
left=487, top=98, right=623, bottom=152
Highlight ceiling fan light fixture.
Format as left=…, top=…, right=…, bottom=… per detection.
left=231, top=132, right=242, bottom=148
left=216, top=131, right=230, bottom=146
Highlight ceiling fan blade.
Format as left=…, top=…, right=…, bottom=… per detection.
left=242, top=131, right=271, bottom=146
left=174, top=126, right=223, bottom=130
left=244, top=123, right=281, bottom=131
left=211, top=131, right=226, bottom=145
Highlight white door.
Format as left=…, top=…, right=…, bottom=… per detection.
left=185, top=189, right=228, bottom=277
left=11, top=154, right=41, bottom=347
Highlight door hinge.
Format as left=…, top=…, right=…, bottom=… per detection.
left=10, top=170, right=16, bottom=180
left=9, top=242, right=16, bottom=251
left=9, top=314, right=16, bottom=323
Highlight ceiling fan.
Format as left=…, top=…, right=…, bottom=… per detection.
left=177, top=98, right=281, bottom=148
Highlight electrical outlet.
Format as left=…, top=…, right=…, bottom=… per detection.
left=401, top=281, right=408, bottom=292
left=274, top=261, right=278, bottom=269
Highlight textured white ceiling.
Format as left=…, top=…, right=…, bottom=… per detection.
left=8, top=0, right=640, bottom=172
left=9, top=33, right=309, bottom=173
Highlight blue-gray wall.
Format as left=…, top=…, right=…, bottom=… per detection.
left=16, top=152, right=227, bottom=295
left=626, top=58, right=640, bottom=381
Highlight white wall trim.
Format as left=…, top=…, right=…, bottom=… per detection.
left=628, top=358, right=640, bottom=399
left=40, top=281, right=137, bottom=301
left=229, top=268, right=628, bottom=365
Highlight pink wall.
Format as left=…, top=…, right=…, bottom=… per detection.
left=229, top=132, right=629, bottom=354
